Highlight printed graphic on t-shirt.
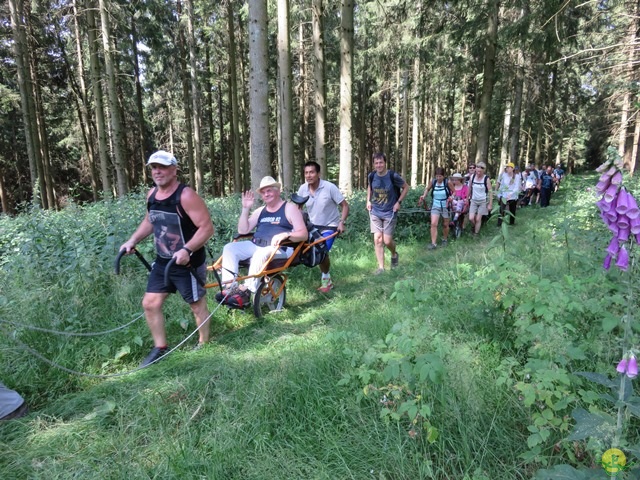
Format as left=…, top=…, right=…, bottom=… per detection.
left=259, top=215, right=282, bottom=225
left=149, top=210, right=185, bottom=259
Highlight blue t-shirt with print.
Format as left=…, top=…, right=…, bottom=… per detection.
left=369, top=170, right=405, bottom=218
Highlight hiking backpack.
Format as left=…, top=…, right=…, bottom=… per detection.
left=431, top=177, right=451, bottom=199
left=299, top=224, right=328, bottom=268
left=368, top=170, right=402, bottom=201
left=469, top=174, right=489, bottom=200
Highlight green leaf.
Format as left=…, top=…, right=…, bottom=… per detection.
left=527, top=432, right=542, bottom=448
left=567, top=408, right=615, bottom=441
left=601, top=313, right=619, bottom=333
left=407, top=405, right=418, bottom=420
left=575, top=372, right=617, bottom=389
left=533, top=464, right=600, bottom=479
left=426, top=425, right=439, bottom=443
left=114, top=344, right=130, bottom=360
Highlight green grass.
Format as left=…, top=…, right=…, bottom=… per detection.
left=1, top=176, right=637, bottom=479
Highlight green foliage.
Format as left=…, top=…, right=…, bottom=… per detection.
left=339, top=313, right=445, bottom=442
left=3, top=174, right=640, bottom=478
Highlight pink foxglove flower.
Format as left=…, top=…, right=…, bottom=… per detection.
left=627, top=193, right=640, bottom=220
left=604, top=184, right=619, bottom=203
left=597, top=198, right=611, bottom=213
left=627, top=355, right=638, bottom=379
left=616, top=215, right=630, bottom=230
left=611, top=171, right=623, bottom=186
left=615, top=188, right=629, bottom=215
left=603, top=254, right=612, bottom=270
left=596, top=181, right=610, bottom=195
left=618, top=227, right=630, bottom=242
left=617, top=357, right=628, bottom=373
left=596, top=161, right=612, bottom=173
left=616, top=246, right=629, bottom=271
left=605, top=166, right=617, bottom=177
left=607, top=237, right=620, bottom=257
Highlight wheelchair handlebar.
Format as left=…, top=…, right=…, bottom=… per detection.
left=163, top=256, right=205, bottom=288
left=115, top=248, right=152, bottom=275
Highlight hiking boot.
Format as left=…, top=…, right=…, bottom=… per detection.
left=441, top=239, right=448, bottom=246
left=374, top=267, right=385, bottom=275
left=215, top=286, right=239, bottom=303
left=317, top=278, right=334, bottom=293
left=225, top=289, right=251, bottom=309
left=140, top=346, right=169, bottom=367
left=427, top=243, right=437, bottom=250
left=0, top=401, right=28, bottom=421
left=391, top=253, right=399, bottom=268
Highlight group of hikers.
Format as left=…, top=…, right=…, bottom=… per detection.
left=416, top=161, right=565, bottom=249
left=120, top=150, right=566, bottom=367
left=1, top=152, right=566, bottom=418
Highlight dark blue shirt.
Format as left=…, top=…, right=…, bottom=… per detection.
left=369, top=170, right=405, bottom=219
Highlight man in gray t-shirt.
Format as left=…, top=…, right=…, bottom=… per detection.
left=366, top=152, right=409, bottom=274
left=0, top=382, right=28, bottom=420
left=298, top=161, right=349, bottom=293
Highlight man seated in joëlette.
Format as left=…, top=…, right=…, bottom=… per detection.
left=217, top=176, right=308, bottom=308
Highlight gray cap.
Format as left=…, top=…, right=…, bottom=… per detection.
left=147, top=150, right=177, bottom=166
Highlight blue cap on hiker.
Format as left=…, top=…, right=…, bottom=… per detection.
left=147, top=150, right=177, bottom=167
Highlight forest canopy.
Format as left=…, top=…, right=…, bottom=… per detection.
left=0, top=0, right=638, bottom=211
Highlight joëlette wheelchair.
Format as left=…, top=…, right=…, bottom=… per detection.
left=115, top=194, right=337, bottom=318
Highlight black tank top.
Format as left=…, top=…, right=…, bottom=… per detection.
left=147, top=183, right=205, bottom=266
left=252, top=202, right=293, bottom=246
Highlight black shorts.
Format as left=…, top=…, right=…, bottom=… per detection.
left=146, top=260, right=207, bottom=304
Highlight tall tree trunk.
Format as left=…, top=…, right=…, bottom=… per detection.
left=446, top=80, right=456, bottom=170
left=203, top=38, right=217, bottom=196
left=277, top=0, right=294, bottom=193
left=227, top=1, right=242, bottom=193
left=359, top=81, right=367, bottom=188
left=86, top=1, right=112, bottom=198
left=509, top=5, right=527, bottom=165
left=474, top=0, right=499, bottom=167
left=510, top=49, right=525, bottom=165
left=312, top=0, right=327, bottom=173
left=338, top=0, right=354, bottom=194
left=619, top=0, right=640, bottom=171
left=72, top=0, right=98, bottom=201
left=8, top=0, right=42, bottom=206
left=248, top=0, right=271, bottom=189
left=401, top=69, right=410, bottom=179
left=410, top=57, right=420, bottom=187
left=394, top=66, right=401, bottom=170
left=28, top=38, right=55, bottom=209
left=185, top=0, right=203, bottom=193
left=176, top=0, right=195, bottom=187
left=299, top=21, right=309, bottom=169
left=130, top=4, right=148, bottom=185
left=499, top=99, right=511, bottom=171
left=98, top=0, right=128, bottom=196
left=218, top=78, right=227, bottom=194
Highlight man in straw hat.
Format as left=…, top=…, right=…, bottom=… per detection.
left=217, top=176, right=308, bottom=307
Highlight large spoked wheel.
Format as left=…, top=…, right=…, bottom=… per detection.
left=253, top=274, right=286, bottom=318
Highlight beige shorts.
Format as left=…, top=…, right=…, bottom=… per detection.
left=469, top=199, right=489, bottom=216
left=370, top=213, right=398, bottom=235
